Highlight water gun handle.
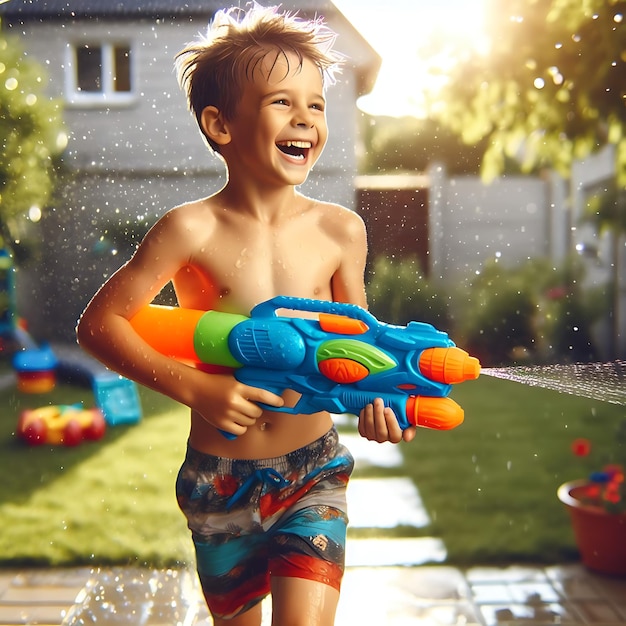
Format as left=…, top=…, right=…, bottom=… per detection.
left=252, top=296, right=378, bottom=326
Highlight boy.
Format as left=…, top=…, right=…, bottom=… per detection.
left=77, top=4, right=416, bottom=625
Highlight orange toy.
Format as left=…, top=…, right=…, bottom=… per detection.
left=17, top=404, right=106, bottom=446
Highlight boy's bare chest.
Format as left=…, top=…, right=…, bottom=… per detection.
left=178, top=216, right=341, bottom=310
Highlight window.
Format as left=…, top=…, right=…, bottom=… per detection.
left=67, top=41, right=134, bottom=105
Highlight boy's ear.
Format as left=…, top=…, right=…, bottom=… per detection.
left=200, top=106, right=231, bottom=146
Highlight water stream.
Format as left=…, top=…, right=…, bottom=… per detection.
left=481, top=360, right=626, bottom=405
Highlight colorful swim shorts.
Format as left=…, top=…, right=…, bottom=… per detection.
left=175, top=427, right=354, bottom=619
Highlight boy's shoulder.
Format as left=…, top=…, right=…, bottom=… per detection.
left=161, top=196, right=221, bottom=228
left=310, top=197, right=366, bottom=237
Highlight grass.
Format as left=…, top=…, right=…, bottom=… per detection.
left=0, top=373, right=623, bottom=568
left=0, top=383, right=194, bottom=567
left=396, top=375, right=624, bottom=565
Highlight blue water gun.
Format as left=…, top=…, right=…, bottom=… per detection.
left=131, top=296, right=480, bottom=435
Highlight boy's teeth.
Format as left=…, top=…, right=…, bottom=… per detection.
left=278, top=140, right=312, bottom=148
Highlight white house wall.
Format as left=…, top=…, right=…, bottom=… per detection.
left=429, top=166, right=554, bottom=284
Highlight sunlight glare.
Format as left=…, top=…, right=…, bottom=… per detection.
left=333, top=0, right=488, bottom=117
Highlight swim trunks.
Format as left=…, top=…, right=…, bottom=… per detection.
left=176, top=427, right=354, bottom=619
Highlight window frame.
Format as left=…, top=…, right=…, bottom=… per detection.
left=65, top=38, right=136, bottom=107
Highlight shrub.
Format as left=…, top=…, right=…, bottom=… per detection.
left=454, top=257, right=606, bottom=366
left=366, top=255, right=450, bottom=328
left=453, top=261, right=538, bottom=366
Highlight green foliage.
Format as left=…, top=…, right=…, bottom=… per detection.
left=455, top=258, right=606, bottom=365
left=454, top=261, right=539, bottom=366
left=366, top=254, right=604, bottom=365
left=0, top=34, right=65, bottom=247
left=366, top=255, right=450, bottom=328
left=584, top=183, right=626, bottom=235
left=434, top=0, right=626, bottom=184
left=358, top=115, right=491, bottom=176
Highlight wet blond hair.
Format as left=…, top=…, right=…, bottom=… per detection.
left=176, top=2, right=343, bottom=151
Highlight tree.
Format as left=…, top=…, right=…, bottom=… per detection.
left=0, top=32, right=65, bottom=253
left=433, top=0, right=626, bottom=184
left=358, top=114, right=491, bottom=176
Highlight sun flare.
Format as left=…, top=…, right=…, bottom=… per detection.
left=333, top=0, right=488, bottom=117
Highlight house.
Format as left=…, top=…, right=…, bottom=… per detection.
left=0, top=0, right=381, bottom=342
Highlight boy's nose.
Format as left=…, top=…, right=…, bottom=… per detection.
left=293, top=109, right=314, bottom=128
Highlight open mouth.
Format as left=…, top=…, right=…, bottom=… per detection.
left=276, top=140, right=312, bottom=161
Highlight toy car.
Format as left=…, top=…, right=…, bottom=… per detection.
left=17, top=403, right=106, bottom=446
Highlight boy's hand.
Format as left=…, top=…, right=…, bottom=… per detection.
left=358, top=398, right=417, bottom=444
left=190, top=372, right=284, bottom=437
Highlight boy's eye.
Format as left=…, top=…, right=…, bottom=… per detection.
left=274, top=99, right=289, bottom=105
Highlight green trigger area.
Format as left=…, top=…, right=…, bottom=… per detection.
left=316, top=339, right=397, bottom=383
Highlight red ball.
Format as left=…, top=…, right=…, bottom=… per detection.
left=84, top=411, right=106, bottom=440
left=22, top=418, right=47, bottom=445
left=63, top=419, right=83, bottom=446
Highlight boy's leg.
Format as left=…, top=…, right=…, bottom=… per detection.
left=211, top=603, right=263, bottom=626
left=268, top=503, right=348, bottom=626
left=271, top=576, right=339, bottom=626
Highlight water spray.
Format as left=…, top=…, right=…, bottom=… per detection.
left=481, top=360, right=626, bottom=405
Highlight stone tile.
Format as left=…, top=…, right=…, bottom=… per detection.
left=346, top=537, right=446, bottom=567
left=466, top=565, right=549, bottom=584
left=0, top=573, right=15, bottom=598
left=3, top=586, right=81, bottom=605
left=545, top=565, right=605, bottom=600
left=469, top=582, right=515, bottom=604
left=338, top=567, right=482, bottom=626
left=4, top=563, right=625, bottom=626
left=339, top=433, right=403, bottom=468
left=339, top=600, right=483, bottom=626
left=571, top=600, right=623, bottom=623
left=0, top=603, right=67, bottom=625
left=10, top=569, right=92, bottom=589
left=616, top=601, right=626, bottom=620
left=508, top=581, right=562, bottom=604
left=347, top=477, right=430, bottom=528
left=593, top=574, right=626, bottom=605
left=479, top=602, right=581, bottom=625
left=348, top=566, right=471, bottom=601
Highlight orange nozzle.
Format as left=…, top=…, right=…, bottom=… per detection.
left=130, top=305, right=204, bottom=362
left=406, top=396, right=464, bottom=430
left=419, top=347, right=481, bottom=384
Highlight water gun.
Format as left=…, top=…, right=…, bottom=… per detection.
left=130, top=296, right=480, bottom=436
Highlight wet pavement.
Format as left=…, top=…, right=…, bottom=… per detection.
left=1, top=559, right=625, bottom=625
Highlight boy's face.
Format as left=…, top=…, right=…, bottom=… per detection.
left=222, top=50, right=328, bottom=187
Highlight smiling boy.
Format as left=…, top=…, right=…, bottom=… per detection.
left=77, top=5, right=414, bottom=625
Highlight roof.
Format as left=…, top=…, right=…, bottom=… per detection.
left=0, top=0, right=336, bottom=18
left=0, top=0, right=380, bottom=96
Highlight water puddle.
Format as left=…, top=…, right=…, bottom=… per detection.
left=63, top=567, right=198, bottom=626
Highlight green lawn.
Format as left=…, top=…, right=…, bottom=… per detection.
left=396, top=375, right=624, bottom=565
left=0, top=374, right=623, bottom=568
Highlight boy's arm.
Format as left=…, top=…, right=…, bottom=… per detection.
left=76, top=209, right=283, bottom=437
left=331, top=208, right=417, bottom=444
